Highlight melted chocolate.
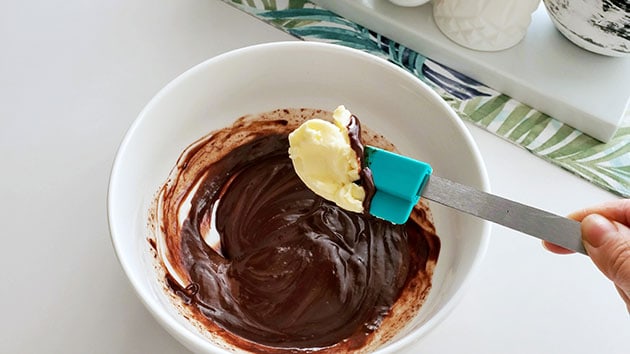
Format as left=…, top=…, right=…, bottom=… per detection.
left=346, top=114, right=375, bottom=213
left=154, top=109, right=440, bottom=353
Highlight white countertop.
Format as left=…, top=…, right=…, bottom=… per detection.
left=1, top=0, right=627, bottom=353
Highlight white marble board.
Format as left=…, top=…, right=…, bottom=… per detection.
left=312, top=0, right=630, bottom=142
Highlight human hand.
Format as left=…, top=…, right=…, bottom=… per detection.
left=543, top=199, right=630, bottom=312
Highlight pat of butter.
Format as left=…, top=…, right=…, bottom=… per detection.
left=288, top=106, right=365, bottom=213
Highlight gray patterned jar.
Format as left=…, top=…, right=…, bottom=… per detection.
left=544, top=0, right=630, bottom=57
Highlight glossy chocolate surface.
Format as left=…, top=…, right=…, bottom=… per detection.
left=153, top=109, right=440, bottom=352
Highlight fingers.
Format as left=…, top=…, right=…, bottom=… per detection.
left=543, top=199, right=630, bottom=255
left=543, top=199, right=630, bottom=311
left=581, top=214, right=630, bottom=308
left=542, top=240, right=575, bottom=255
left=568, top=199, right=630, bottom=225
left=614, top=285, right=630, bottom=313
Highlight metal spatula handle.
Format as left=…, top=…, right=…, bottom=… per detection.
left=422, top=175, right=586, bottom=254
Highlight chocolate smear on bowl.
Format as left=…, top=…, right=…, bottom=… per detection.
left=150, top=108, right=440, bottom=353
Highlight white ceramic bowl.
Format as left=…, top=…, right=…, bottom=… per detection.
left=108, top=41, right=491, bottom=353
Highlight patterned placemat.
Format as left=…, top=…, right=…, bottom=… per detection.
left=222, top=0, right=629, bottom=197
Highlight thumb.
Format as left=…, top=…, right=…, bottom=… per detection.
left=582, top=214, right=630, bottom=302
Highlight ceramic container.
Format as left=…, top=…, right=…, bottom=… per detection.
left=544, top=0, right=630, bottom=57
left=432, top=0, right=541, bottom=51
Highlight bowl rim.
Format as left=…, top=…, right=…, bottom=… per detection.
left=107, top=41, right=491, bottom=353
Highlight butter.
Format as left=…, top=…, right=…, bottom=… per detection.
left=288, top=106, right=365, bottom=213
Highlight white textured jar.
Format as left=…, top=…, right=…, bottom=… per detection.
left=433, top=0, right=541, bottom=51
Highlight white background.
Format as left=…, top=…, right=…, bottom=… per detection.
left=1, top=0, right=627, bottom=353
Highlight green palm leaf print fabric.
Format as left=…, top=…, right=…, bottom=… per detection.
left=222, top=0, right=630, bottom=197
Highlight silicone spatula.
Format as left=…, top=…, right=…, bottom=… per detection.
left=364, top=146, right=586, bottom=254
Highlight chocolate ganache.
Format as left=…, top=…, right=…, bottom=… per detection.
left=152, top=108, right=440, bottom=352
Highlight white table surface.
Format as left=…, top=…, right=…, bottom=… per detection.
left=1, top=0, right=627, bottom=353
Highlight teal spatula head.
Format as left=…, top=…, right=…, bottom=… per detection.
left=364, top=146, right=433, bottom=224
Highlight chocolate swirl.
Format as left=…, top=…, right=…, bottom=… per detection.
left=153, top=108, right=440, bottom=352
